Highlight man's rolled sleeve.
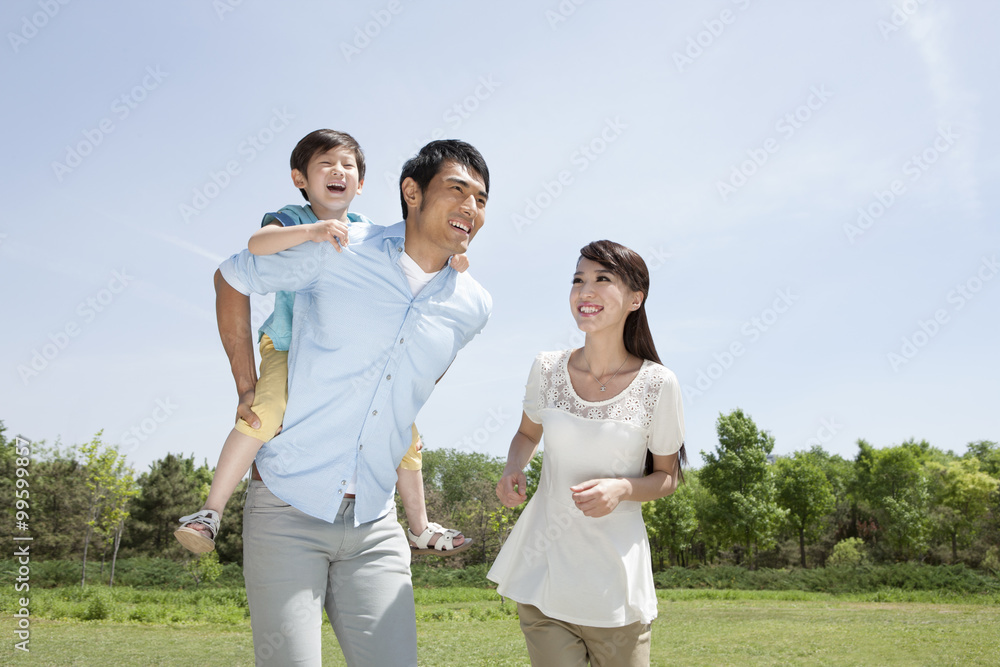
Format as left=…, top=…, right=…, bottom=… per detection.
left=218, top=243, right=327, bottom=296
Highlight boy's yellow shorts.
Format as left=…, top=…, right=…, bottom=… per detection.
left=235, top=335, right=424, bottom=471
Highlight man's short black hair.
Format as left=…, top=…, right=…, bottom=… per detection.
left=398, top=140, right=489, bottom=219
left=290, top=129, right=366, bottom=202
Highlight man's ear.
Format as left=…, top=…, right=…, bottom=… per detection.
left=292, top=169, right=307, bottom=189
left=401, top=177, right=421, bottom=211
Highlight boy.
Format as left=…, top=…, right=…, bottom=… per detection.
left=174, top=129, right=469, bottom=557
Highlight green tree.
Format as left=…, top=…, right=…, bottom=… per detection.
left=775, top=453, right=835, bottom=568
left=644, top=473, right=699, bottom=568
left=79, top=432, right=129, bottom=586
left=699, top=409, right=786, bottom=568
left=855, top=441, right=931, bottom=562
left=964, top=440, right=1000, bottom=477
left=102, top=459, right=139, bottom=586
left=419, top=448, right=507, bottom=564
left=928, top=459, right=998, bottom=562
left=122, top=453, right=212, bottom=558
left=185, top=550, right=222, bottom=586
left=827, top=537, right=869, bottom=567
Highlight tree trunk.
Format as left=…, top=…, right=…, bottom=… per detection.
left=80, top=523, right=93, bottom=587
left=110, top=522, right=123, bottom=587
left=799, top=525, right=807, bottom=568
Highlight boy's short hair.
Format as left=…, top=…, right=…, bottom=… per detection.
left=290, top=129, right=366, bottom=202
left=399, top=140, right=489, bottom=219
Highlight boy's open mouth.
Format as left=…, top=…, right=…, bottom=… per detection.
left=327, top=183, right=347, bottom=193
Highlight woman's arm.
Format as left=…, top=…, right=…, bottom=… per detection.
left=248, top=220, right=349, bottom=255
left=495, top=412, right=544, bottom=508
left=570, top=452, right=679, bottom=518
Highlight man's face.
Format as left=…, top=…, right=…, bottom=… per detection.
left=291, top=145, right=363, bottom=218
left=407, top=160, right=488, bottom=256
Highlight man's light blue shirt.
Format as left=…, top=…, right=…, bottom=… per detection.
left=219, top=221, right=492, bottom=525
left=257, top=204, right=372, bottom=352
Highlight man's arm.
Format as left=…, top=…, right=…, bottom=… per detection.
left=214, top=269, right=261, bottom=429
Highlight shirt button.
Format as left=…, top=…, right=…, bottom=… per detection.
left=372, top=410, right=378, bottom=416
left=386, top=374, right=391, bottom=381
left=338, top=489, right=343, bottom=494
left=359, top=444, right=364, bottom=450
left=341, top=480, right=346, bottom=485
left=399, top=338, right=404, bottom=344
left=397, top=247, right=403, bottom=252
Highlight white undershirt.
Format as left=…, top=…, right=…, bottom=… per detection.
left=397, top=250, right=441, bottom=297
left=345, top=251, right=441, bottom=495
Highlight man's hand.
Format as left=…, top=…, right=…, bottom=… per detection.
left=496, top=468, right=528, bottom=508
left=237, top=388, right=260, bottom=430
left=451, top=254, right=470, bottom=272
left=570, top=478, right=628, bottom=517
left=308, top=220, right=349, bottom=252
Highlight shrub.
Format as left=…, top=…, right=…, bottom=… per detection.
left=827, top=538, right=869, bottom=568
left=980, top=547, right=999, bottom=574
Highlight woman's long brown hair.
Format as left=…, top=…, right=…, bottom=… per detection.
left=579, top=240, right=687, bottom=478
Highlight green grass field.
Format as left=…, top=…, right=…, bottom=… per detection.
left=3, top=589, right=999, bottom=666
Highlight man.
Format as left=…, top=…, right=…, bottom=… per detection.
left=214, top=140, right=491, bottom=665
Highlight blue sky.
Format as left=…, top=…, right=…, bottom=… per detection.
left=2, top=1, right=997, bottom=476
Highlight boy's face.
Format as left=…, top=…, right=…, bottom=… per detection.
left=291, top=145, right=363, bottom=218
left=403, top=160, right=487, bottom=256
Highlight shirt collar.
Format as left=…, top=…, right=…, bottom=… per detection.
left=383, top=220, right=406, bottom=242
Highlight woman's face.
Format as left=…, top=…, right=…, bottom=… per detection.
left=570, top=257, right=642, bottom=334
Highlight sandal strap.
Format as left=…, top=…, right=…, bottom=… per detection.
left=408, top=522, right=463, bottom=551
left=178, top=510, right=221, bottom=538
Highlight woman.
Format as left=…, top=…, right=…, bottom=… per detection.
left=489, top=240, right=686, bottom=667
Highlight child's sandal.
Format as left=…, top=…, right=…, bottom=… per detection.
left=174, top=510, right=221, bottom=554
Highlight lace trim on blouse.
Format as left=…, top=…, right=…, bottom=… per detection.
left=534, top=350, right=666, bottom=428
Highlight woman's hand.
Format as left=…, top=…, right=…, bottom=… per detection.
left=496, top=468, right=528, bottom=508
left=570, top=478, right=629, bottom=517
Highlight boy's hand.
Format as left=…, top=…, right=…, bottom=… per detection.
left=308, top=220, right=349, bottom=252
left=450, top=253, right=470, bottom=273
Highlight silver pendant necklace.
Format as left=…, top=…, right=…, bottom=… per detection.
left=583, top=351, right=630, bottom=392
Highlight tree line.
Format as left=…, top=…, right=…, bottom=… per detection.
left=1, top=412, right=997, bottom=580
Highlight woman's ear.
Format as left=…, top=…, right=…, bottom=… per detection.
left=631, top=292, right=644, bottom=311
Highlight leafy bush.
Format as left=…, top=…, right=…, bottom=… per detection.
left=653, top=563, right=1000, bottom=594
left=411, top=563, right=493, bottom=588
left=982, top=547, right=1000, bottom=574
left=827, top=538, right=869, bottom=567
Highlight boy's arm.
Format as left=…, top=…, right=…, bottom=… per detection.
left=213, top=269, right=261, bottom=428
left=249, top=220, right=350, bottom=255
